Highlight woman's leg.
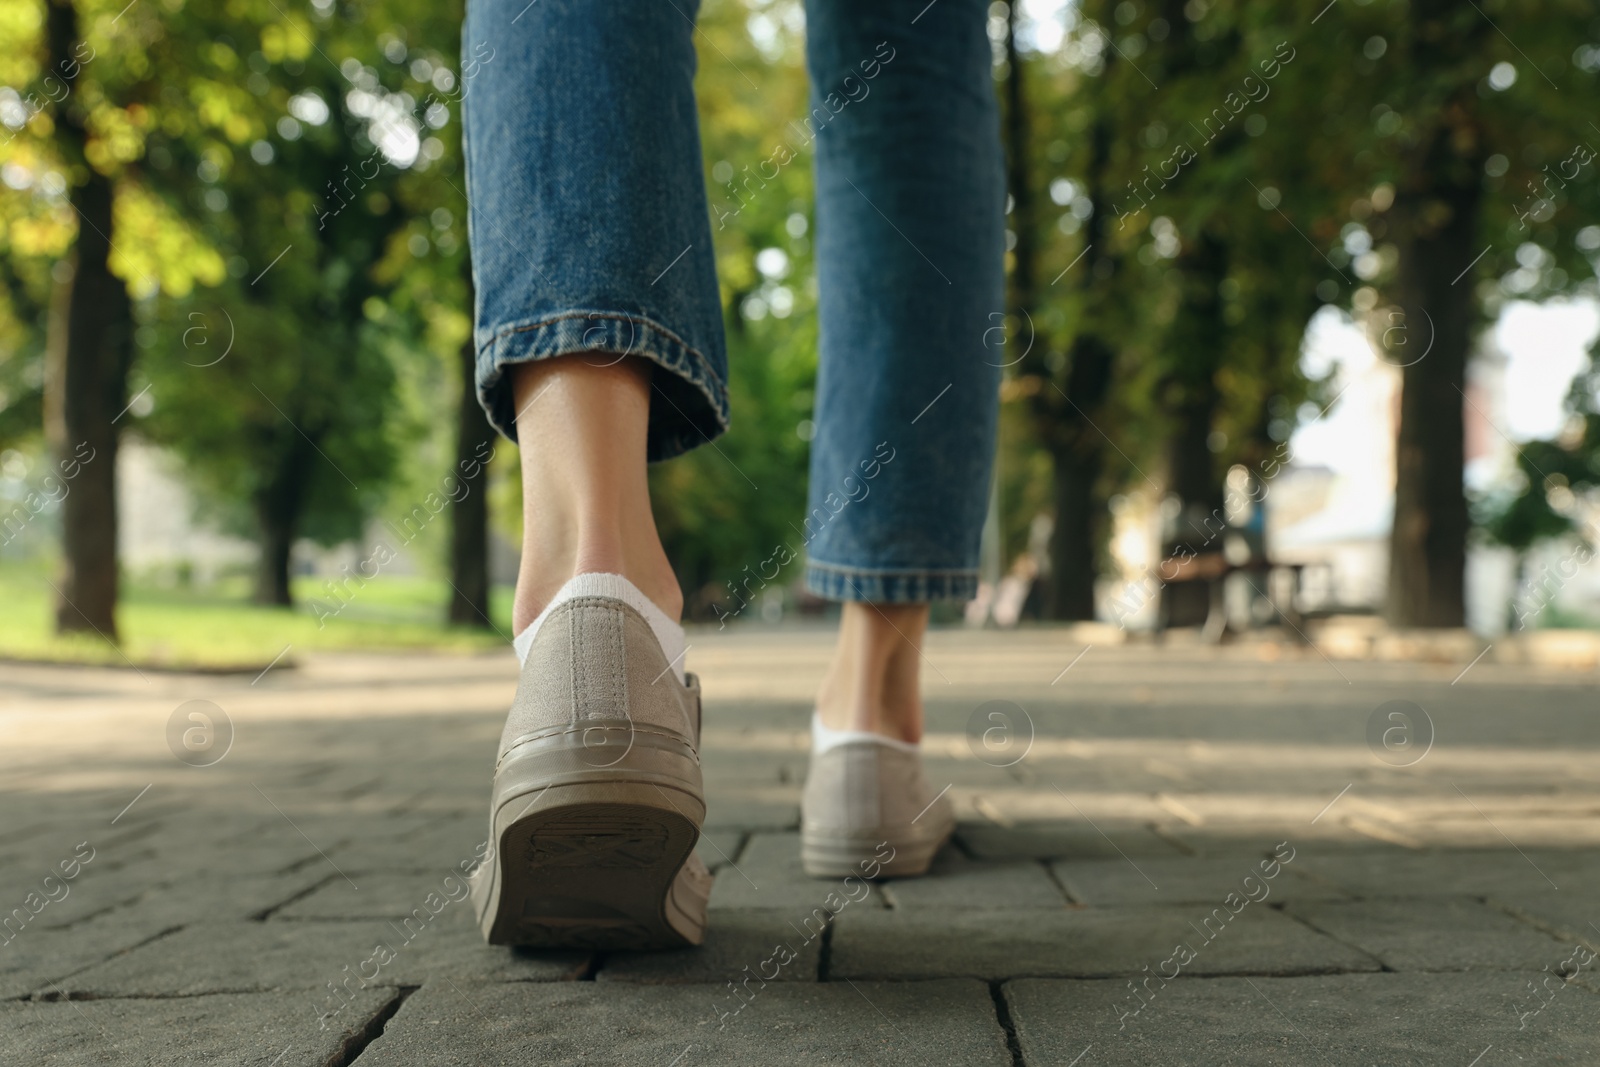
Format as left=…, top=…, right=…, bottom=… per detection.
left=802, top=0, right=1005, bottom=741
left=462, top=0, right=724, bottom=947
left=464, top=0, right=729, bottom=632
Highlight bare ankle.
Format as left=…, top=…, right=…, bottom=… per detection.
left=514, top=551, right=682, bottom=633
left=509, top=355, right=682, bottom=632
left=815, top=602, right=928, bottom=743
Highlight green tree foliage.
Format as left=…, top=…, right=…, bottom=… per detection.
left=0, top=0, right=475, bottom=607
left=1007, top=0, right=1323, bottom=621
left=132, top=1, right=473, bottom=605
left=656, top=0, right=819, bottom=621
left=1285, top=0, right=1600, bottom=625
left=1009, top=0, right=1598, bottom=629
left=4, top=0, right=1595, bottom=636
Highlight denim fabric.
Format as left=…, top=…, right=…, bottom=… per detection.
left=463, top=0, right=728, bottom=462
left=464, top=0, right=1002, bottom=602
left=800, top=0, right=1004, bottom=603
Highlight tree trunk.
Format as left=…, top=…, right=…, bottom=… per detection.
left=1041, top=94, right=1118, bottom=621
left=448, top=281, right=495, bottom=627
left=1384, top=115, right=1480, bottom=628
left=1045, top=437, right=1100, bottom=617
left=1043, top=333, right=1114, bottom=619
left=1006, top=4, right=1102, bottom=620
left=1007, top=4, right=1124, bottom=621
left=43, top=0, right=129, bottom=639
left=1160, top=232, right=1228, bottom=628
left=1162, top=391, right=1224, bottom=627
left=255, top=501, right=295, bottom=607
left=253, top=441, right=313, bottom=606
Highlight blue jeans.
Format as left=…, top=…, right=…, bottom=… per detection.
left=464, top=0, right=1003, bottom=603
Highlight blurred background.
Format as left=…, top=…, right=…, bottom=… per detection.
left=1, top=0, right=1598, bottom=670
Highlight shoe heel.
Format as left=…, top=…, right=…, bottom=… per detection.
left=800, top=831, right=942, bottom=879
left=479, top=730, right=708, bottom=949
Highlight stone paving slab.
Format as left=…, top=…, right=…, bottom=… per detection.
left=55, top=914, right=587, bottom=997
left=1286, top=897, right=1573, bottom=972
left=956, top=822, right=1185, bottom=863
left=879, top=853, right=1067, bottom=911
left=1488, top=894, right=1600, bottom=953
left=829, top=904, right=1380, bottom=980
left=356, top=978, right=1014, bottom=1066
left=694, top=826, right=747, bottom=872
left=599, top=908, right=824, bottom=984
left=0, top=989, right=395, bottom=1067
left=322, top=816, right=489, bottom=873
left=89, top=832, right=332, bottom=884
left=273, top=869, right=480, bottom=921
left=708, top=831, right=891, bottom=913
left=1156, top=829, right=1416, bottom=857
left=702, top=800, right=799, bottom=833
left=701, top=752, right=801, bottom=788
left=8, top=640, right=1600, bottom=1062
left=1293, top=847, right=1589, bottom=899
left=1051, top=853, right=1349, bottom=907
left=71, top=870, right=339, bottom=928
left=0, top=915, right=177, bottom=1000
left=1004, top=972, right=1600, bottom=1066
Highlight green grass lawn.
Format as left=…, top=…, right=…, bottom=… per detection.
left=0, top=564, right=514, bottom=670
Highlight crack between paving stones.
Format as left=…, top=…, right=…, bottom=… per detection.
left=988, top=981, right=1028, bottom=1067
left=325, top=984, right=417, bottom=1067
left=1275, top=905, right=1391, bottom=972
left=252, top=872, right=341, bottom=921
left=34, top=987, right=288, bottom=1002
left=42, top=924, right=188, bottom=989
left=1040, top=860, right=1081, bottom=905
left=839, top=968, right=1375, bottom=983
left=1486, top=896, right=1600, bottom=955
left=278, top=849, right=342, bottom=876
left=1147, top=821, right=1198, bottom=856
left=817, top=916, right=835, bottom=981
left=36, top=894, right=147, bottom=931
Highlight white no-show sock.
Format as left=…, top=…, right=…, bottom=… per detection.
left=810, top=712, right=920, bottom=755
left=512, top=573, right=687, bottom=685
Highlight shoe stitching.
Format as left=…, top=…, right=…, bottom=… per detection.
left=497, top=723, right=698, bottom=767
left=567, top=604, right=579, bottom=725
left=611, top=602, right=625, bottom=724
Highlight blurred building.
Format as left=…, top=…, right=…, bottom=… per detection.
left=1098, top=303, right=1600, bottom=635
left=117, top=439, right=255, bottom=584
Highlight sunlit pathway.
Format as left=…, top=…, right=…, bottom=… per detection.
left=2, top=628, right=1597, bottom=1064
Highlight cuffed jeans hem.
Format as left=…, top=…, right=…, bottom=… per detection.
left=475, top=311, right=730, bottom=462
left=804, top=561, right=979, bottom=603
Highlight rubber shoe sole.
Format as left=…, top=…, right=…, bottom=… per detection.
left=471, top=720, right=709, bottom=949
left=800, top=809, right=954, bottom=879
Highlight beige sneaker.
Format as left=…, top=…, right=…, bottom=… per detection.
left=800, top=722, right=954, bottom=878
left=469, top=594, right=710, bottom=949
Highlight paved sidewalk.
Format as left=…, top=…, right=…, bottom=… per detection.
left=2, top=628, right=1598, bottom=1065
